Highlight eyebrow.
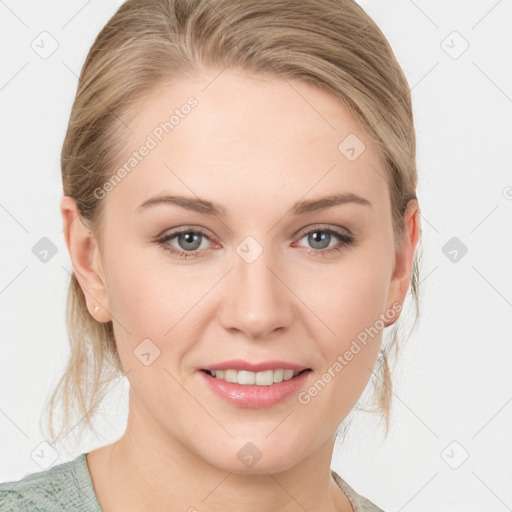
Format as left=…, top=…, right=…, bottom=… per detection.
left=135, top=192, right=371, bottom=217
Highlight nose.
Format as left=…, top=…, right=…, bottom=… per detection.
left=218, top=246, right=295, bottom=341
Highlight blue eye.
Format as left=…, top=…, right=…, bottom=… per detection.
left=156, top=225, right=354, bottom=259
left=295, top=228, right=354, bottom=256
left=157, top=228, right=211, bottom=259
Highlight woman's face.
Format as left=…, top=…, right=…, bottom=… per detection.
left=74, top=69, right=417, bottom=474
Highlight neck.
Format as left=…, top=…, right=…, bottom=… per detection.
left=89, top=395, right=353, bottom=512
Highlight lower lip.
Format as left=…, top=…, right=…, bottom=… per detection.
left=199, top=370, right=311, bottom=409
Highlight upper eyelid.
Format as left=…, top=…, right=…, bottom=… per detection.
left=295, top=224, right=353, bottom=238
left=158, top=225, right=215, bottom=240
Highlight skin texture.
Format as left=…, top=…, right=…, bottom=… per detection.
left=61, top=69, right=420, bottom=512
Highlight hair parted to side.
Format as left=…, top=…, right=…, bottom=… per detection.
left=42, top=0, right=422, bottom=449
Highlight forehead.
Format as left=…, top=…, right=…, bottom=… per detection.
left=106, top=69, right=389, bottom=216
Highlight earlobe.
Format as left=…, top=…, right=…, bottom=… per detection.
left=385, top=199, right=421, bottom=325
left=60, top=196, right=112, bottom=323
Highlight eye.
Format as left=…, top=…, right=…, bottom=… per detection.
left=294, top=225, right=354, bottom=256
left=156, top=224, right=354, bottom=259
left=156, top=227, right=214, bottom=259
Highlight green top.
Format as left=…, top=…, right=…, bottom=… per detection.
left=0, top=453, right=385, bottom=511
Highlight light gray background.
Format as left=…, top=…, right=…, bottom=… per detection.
left=1, top=1, right=511, bottom=510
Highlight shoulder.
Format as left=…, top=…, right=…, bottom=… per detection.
left=331, top=470, right=387, bottom=512
left=0, top=453, right=101, bottom=512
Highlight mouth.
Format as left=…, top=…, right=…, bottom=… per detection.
left=198, top=360, right=312, bottom=408
left=200, top=368, right=311, bottom=386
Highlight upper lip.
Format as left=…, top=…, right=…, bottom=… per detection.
left=200, top=359, right=310, bottom=372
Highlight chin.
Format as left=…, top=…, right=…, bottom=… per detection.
left=197, top=436, right=305, bottom=476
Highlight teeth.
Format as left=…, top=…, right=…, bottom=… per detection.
left=273, top=369, right=284, bottom=383
left=283, top=369, right=295, bottom=380
left=206, top=369, right=301, bottom=385
left=238, top=370, right=255, bottom=385
left=225, top=369, right=237, bottom=383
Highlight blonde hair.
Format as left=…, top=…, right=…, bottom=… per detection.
left=43, top=0, right=422, bottom=448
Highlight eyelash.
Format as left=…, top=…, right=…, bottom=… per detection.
left=156, top=225, right=354, bottom=260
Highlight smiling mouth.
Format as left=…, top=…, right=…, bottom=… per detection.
left=201, top=368, right=311, bottom=386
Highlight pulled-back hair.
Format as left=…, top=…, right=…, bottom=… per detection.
left=43, top=0, right=422, bottom=449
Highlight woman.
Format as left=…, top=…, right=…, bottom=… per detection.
left=0, top=0, right=421, bottom=510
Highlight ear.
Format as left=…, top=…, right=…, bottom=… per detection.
left=60, top=196, right=112, bottom=323
left=385, top=199, right=421, bottom=325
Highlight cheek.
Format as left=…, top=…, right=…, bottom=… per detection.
left=299, top=240, right=394, bottom=411
left=101, top=242, right=189, bottom=364
left=103, top=232, right=190, bottom=324
left=307, top=239, right=393, bottom=341
left=104, top=259, right=198, bottom=419
left=102, top=240, right=222, bottom=382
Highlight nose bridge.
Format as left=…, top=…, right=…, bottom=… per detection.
left=219, top=238, right=294, bottom=339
